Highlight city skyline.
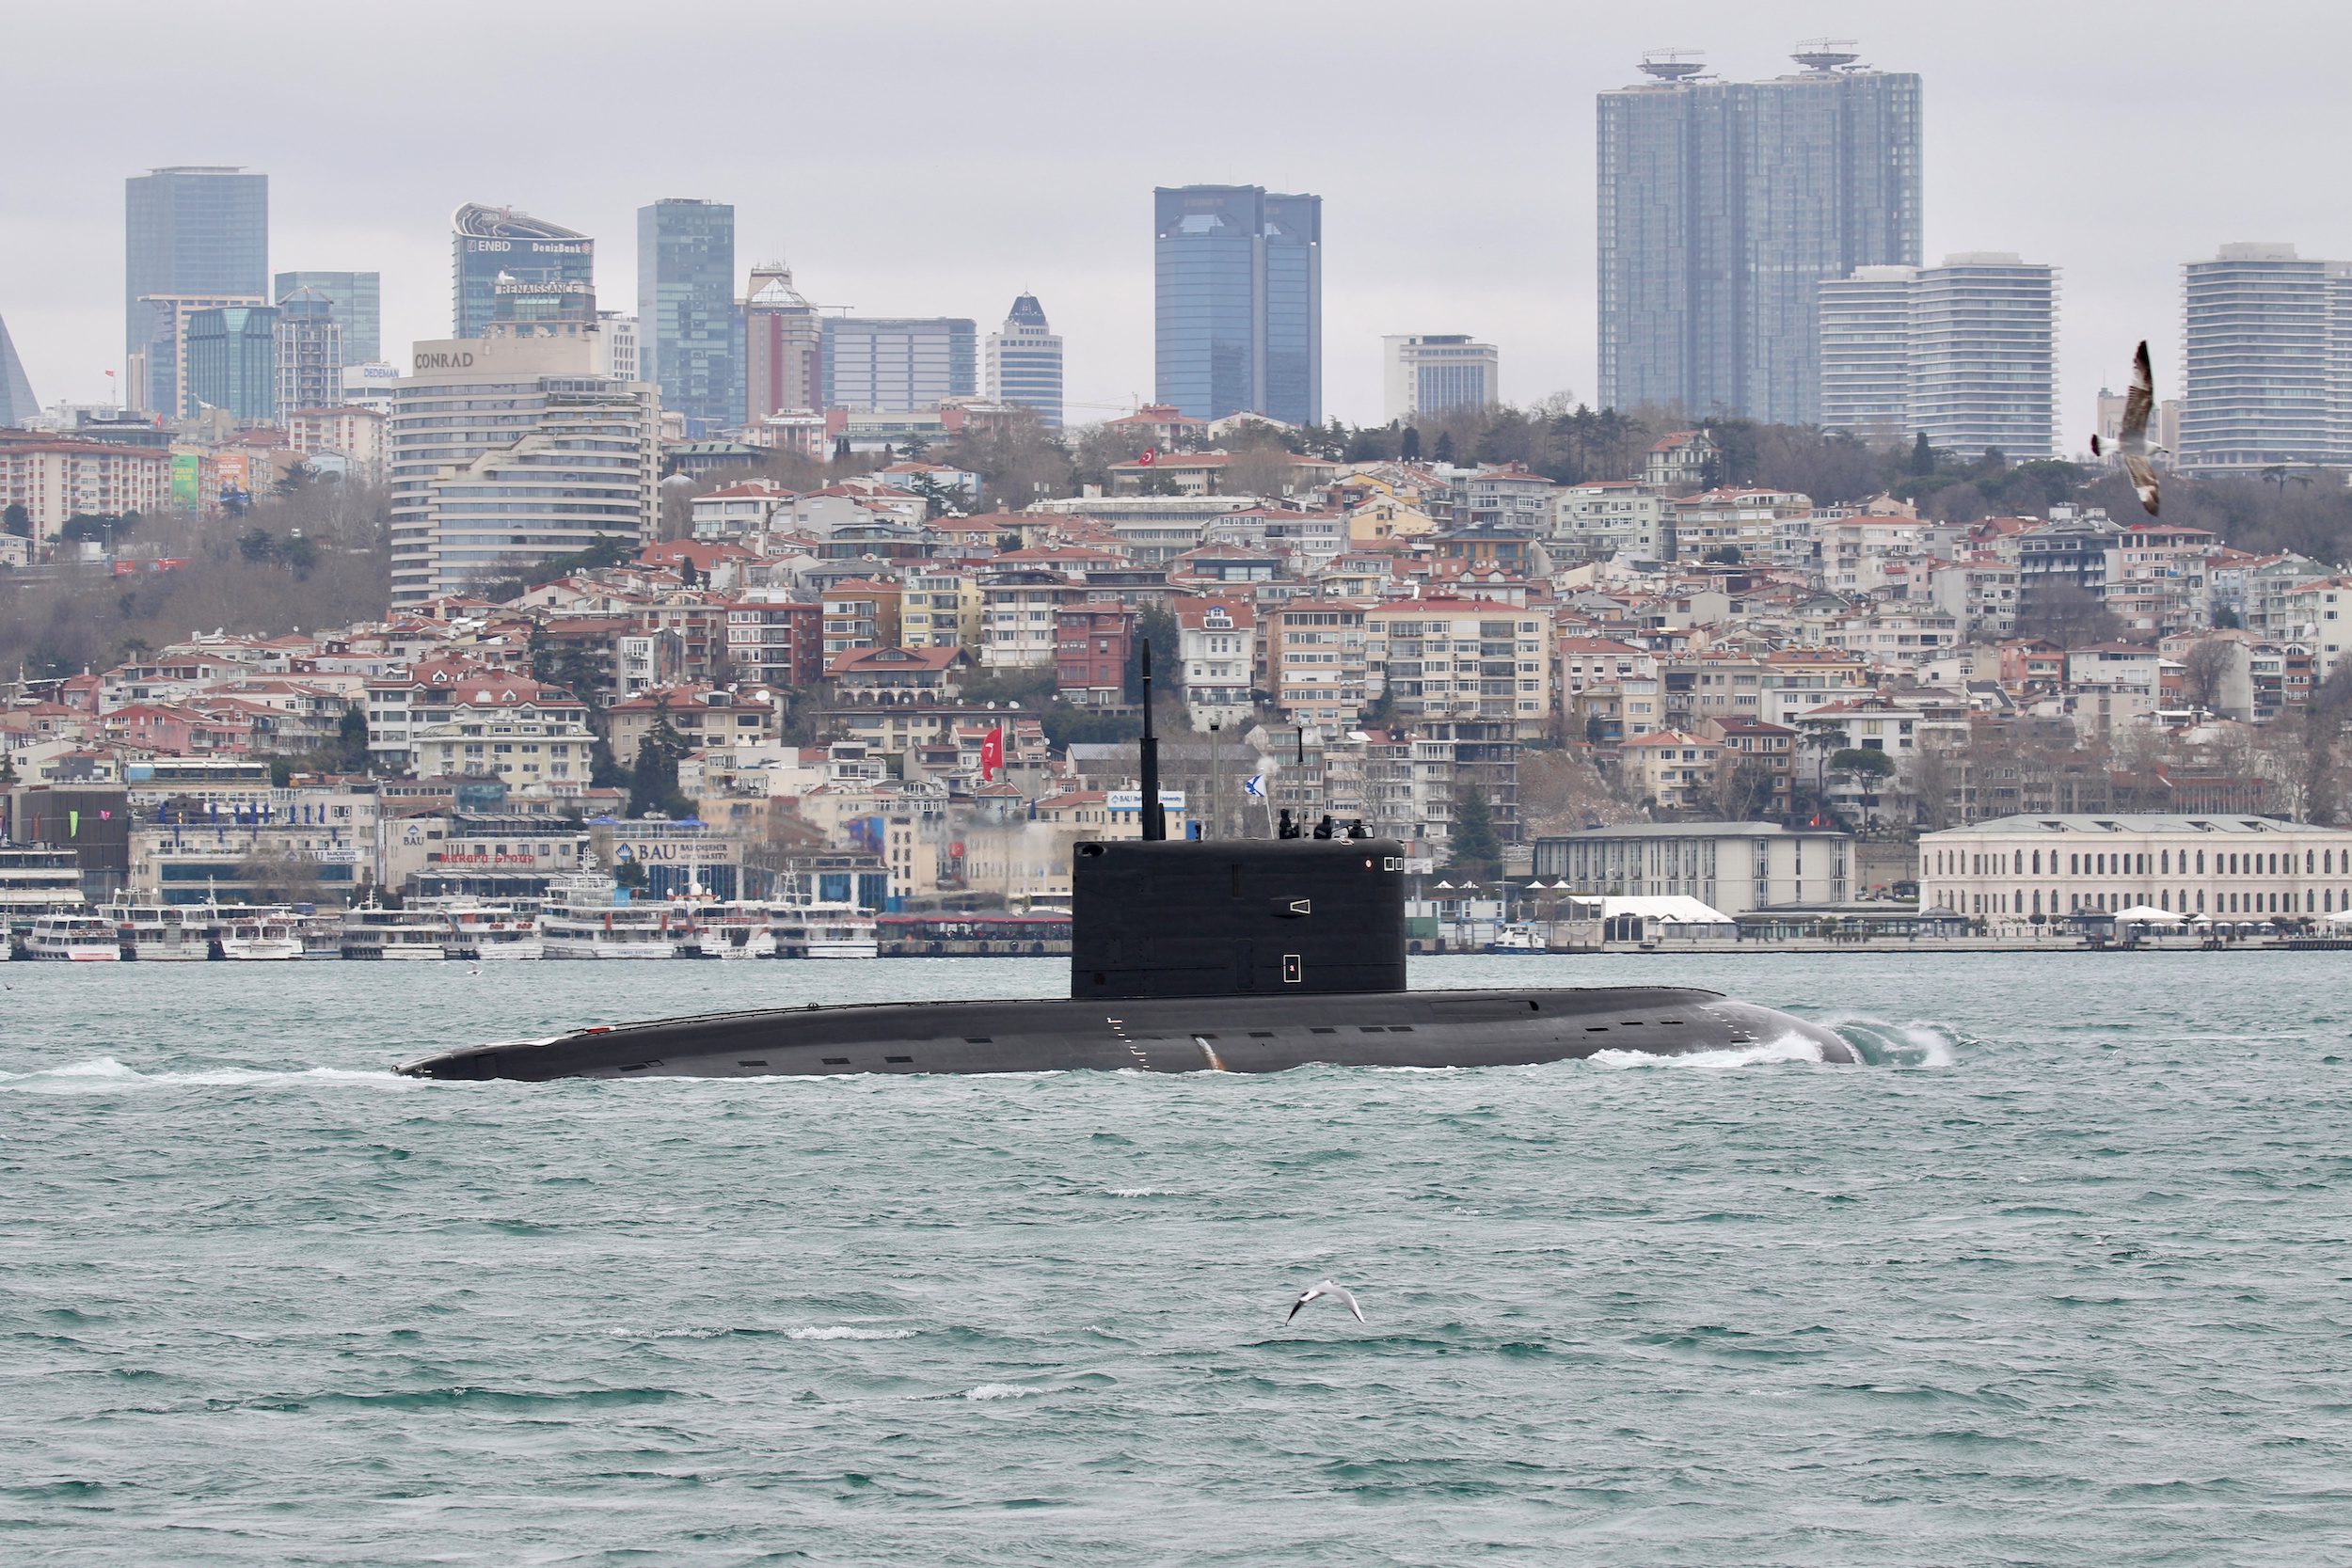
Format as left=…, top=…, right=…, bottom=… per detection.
left=8, top=5, right=2352, bottom=436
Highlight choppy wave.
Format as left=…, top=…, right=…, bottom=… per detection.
left=789, top=1324, right=917, bottom=1341
left=961, top=1383, right=1045, bottom=1401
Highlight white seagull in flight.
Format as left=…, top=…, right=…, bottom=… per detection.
left=2091, top=340, right=2164, bottom=515
left=1287, top=1279, right=1365, bottom=1324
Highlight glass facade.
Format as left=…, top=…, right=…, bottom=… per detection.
left=744, top=265, right=822, bottom=422
left=985, top=293, right=1064, bottom=429
left=821, top=318, right=977, bottom=413
left=1597, top=57, right=1920, bottom=423
left=637, top=199, right=742, bottom=435
left=452, top=204, right=594, bottom=341
left=273, top=270, right=380, bottom=363
left=1383, top=334, right=1499, bottom=420
left=125, top=167, right=268, bottom=366
left=184, top=305, right=280, bottom=424
left=1153, top=185, right=1322, bottom=425
left=0, top=313, right=39, bottom=426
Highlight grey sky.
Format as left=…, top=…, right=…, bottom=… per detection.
left=4, top=0, right=2345, bottom=448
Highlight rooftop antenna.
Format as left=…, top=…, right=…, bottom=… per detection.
left=1791, top=38, right=1862, bottom=71
left=1137, top=641, right=1166, bottom=841
left=1638, top=47, right=1708, bottom=82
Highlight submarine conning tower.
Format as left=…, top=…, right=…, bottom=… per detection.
left=1071, top=837, right=1409, bottom=1000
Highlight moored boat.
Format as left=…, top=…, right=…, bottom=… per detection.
left=341, top=903, right=451, bottom=960
left=25, top=911, right=124, bottom=961
left=437, top=903, right=545, bottom=961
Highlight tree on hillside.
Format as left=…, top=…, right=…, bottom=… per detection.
left=627, top=701, right=693, bottom=819
left=1127, top=603, right=1182, bottom=705
left=2181, top=640, right=2236, bottom=714
left=2, top=503, right=28, bottom=538
left=1445, top=784, right=1503, bottom=885
left=2017, top=581, right=2122, bottom=648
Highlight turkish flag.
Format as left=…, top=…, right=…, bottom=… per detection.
left=1137, top=448, right=1157, bottom=467
left=981, top=726, right=1005, bottom=781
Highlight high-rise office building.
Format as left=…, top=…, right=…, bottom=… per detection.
left=1153, top=184, right=1322, bottom=426
left=986, top=293, right=1064, bottom=429
left=184, top=305, right=280, bottom=424
left=389, top=333, right=656, bottom=606
left=1597, top=44, right=1921, bottom=424
left=273, top=271, right=381, bottom=363
left=637, top=198, right=742, bottom=434
left=744, top=262, right=822, bottom=422
left=1382, top=335, right=1500, bottom=421
left=1818, top=255, right=2057, bottom=459
left=132, top=292, right=267, bottom=419
left=821, top=317, right=977, bottom=413
left=0, top=314, right=40, bottom=427
left=451, top=203, right=594, bottom=340
left=274, top=287, right=345, bottom=416
left=2179, top=243, right=2352, bottom=473
left=125, top=167, right=268, bottom=369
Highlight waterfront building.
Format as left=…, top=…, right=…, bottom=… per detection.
left=1382, top=335, right=1499, bottom=421
left=1153, top=184, right=1322, bottom=425
left=273, top=287, right=343, bottom=420
left=821, top=317, right=977, bottom=413
left=1819, top=255, right=2057, bottom=459
left=273, top=270, right=380, bottom=362
left=184, top=305, right=280, bottom=424
left=2179, top=243, right=2352, bottom=473
left=985, top=293, right=1065, bottom=430
left=1597, top=45, right=1920, bottom=423
left=637, top=198, right=741, bottom=434
left=0, top=313, right=38, bottom=427
left=1918, top=814, right=2352, bottom=925
left=125, top=167, right=267, bottom=371
left=387, top=333, right=656, bottom=606
left=1533, top=822, right=1855, bottom=917
left=451, top=203, right=594, bottom=340
left=744, top=263, right=822, bottom=423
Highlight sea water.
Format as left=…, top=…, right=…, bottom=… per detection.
left=3, top=953, right=2348, bottom=1565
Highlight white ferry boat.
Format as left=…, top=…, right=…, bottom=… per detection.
left=689, top=899, right=777, bottom=959
left=341, top=903, right=451, bottom=960
left=24, top=911, right=124, bottom=961
left=105, top=898, right=215, bottom=961
left=538, top=874, right=690, bottom=959
left=220, top=909, right=306, bottom=961
left=438, top=903, right=545, bottom=961
left=0, top=847, right=87, bottom=946
left=771, top=909, right=881, bottom=960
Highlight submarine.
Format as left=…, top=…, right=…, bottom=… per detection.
left=397, top=652, right=1853, bottom=1082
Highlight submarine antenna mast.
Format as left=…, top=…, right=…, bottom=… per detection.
left=1138, top=641, right=1167, bottom=841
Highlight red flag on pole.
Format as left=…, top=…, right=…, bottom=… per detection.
left=981, top=726, right=1005, bottom=781
left=1137, top=448, right=1157, bottom=467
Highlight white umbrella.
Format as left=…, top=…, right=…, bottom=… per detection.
left=2112, top=905, right=2182, bottom=924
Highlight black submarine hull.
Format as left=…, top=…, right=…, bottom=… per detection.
left=394, top=986, right=1856, bottom=1081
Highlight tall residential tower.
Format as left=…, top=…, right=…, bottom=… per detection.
left=744, top=263, right=823, bottom=423
left=1382, top=335, right=1500, bottom=421
left=986, top=293, right=1064, bottom=429
left=1153, top=184, right=1321, bottom=426
left=1597, top=44, right=1920, bottom=423
left=2179, top=243, right=2352, bottom=473
left=273, top=270, right=381, bottom=363
left=1818, top=255, right=2057, bottom=459
left=637, top=198, right=741, bottom=434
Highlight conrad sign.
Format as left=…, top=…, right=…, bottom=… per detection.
left=413, top=350, right=477, bottom=372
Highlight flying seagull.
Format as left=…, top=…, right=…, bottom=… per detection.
left=2091, top=340, right=2164, bottom=515
left=1287, top=1279, right=1365, bottom=1324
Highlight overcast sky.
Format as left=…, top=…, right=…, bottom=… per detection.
left=5, top=0, right=2347, bottom=446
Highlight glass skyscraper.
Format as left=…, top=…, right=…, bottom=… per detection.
left=273, top=287, right=345, bottom=417
left=452, top=204, right=594, bottom=340
left=184, top=305, right=279, bottom=424
left=1153, top=185, right=1321, bottom=426
left=125, top=166, right=268, bottom=367
left=1597, top=46, right=1920, bottom=424
left=274, top=270, right=381, bottom=363
left=637, top=199, right=742, bottom=435
left=0, top=313, right=38, bottom=427
left=821, top=318, right=977, bottom=413
left=985, top=294, right=1064, bottom=430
